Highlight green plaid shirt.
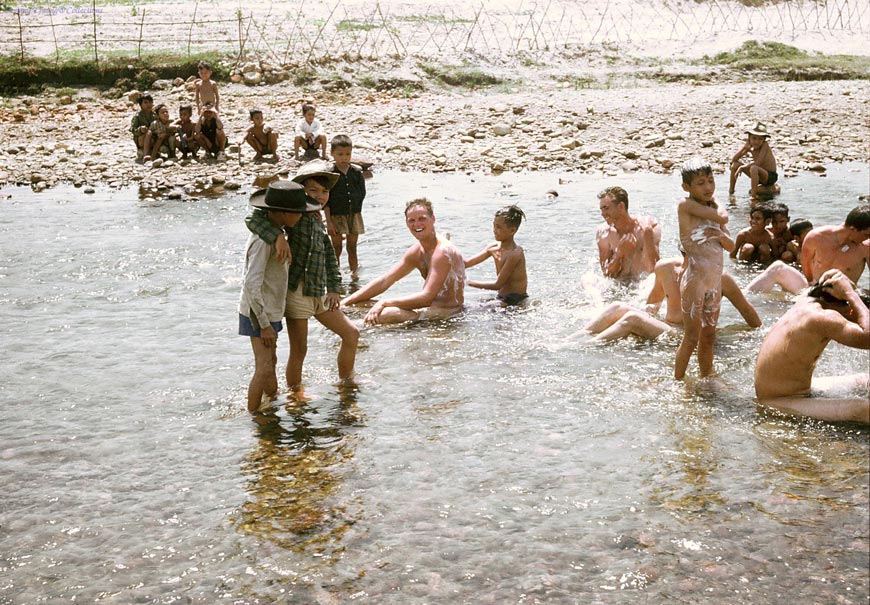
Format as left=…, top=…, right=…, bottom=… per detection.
left=245, top=208, right=341, bottom=297
left=131, top=110, right=154, bottom=140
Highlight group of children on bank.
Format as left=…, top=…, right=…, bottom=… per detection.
left=131, top=62, right=330, bottom=164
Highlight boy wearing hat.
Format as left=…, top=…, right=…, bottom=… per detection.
left=239, top=180, right=320, bottom=412
left=245, top=160, right=359, bottom=399
left=729, top=121, right=778, bottom=200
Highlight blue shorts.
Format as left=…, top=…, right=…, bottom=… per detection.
left=238, top=313, right=283, bottom=337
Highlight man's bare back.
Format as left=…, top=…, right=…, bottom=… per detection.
left=755, top=270, right=870, bottom=424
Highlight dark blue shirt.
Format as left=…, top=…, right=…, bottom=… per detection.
left=327, top=163, right=366, bottom=216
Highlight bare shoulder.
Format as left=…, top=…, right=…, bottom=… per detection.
left=596, top=222, right=612, bottom=236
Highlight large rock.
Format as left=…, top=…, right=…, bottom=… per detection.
left=493, top=123, right=512, bottom=136
left=243, top=71, right=261, bottom=86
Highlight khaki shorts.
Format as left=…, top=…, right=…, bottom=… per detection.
left=331, top=212, right=365, bottom=235
left=285, top=282, right=328, bottom=319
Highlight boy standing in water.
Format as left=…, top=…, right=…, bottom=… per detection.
left=674, top=157, right=735, bottom=380
left=465, top=205, right=528, bottom=305
left=729, top=122, right=778, bottom=199
left=239, top=180, right=319, bottom=412
left=246, top=161, right=359, bottom=399
left=325, top=135, right=366, bottom=280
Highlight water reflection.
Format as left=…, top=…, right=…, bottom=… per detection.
left=232, top=385, right=364, bottom=560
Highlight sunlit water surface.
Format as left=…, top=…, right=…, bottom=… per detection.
left=1, top=165, right=868, bottom=604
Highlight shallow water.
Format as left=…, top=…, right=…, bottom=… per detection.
left=1, top=165, right=868, bottom=604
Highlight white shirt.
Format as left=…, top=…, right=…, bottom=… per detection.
left=295, top=117, right=324, bottom=139
left=238, top=233, right=288, bottom=329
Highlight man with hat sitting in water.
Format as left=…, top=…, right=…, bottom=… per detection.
left=239, top=180, right=320, bottom=412
left=754, top=269, right=870, bottom=424
left=729, top=121, right=778, bottom=200
left=341, top=198, right=466, bottom=325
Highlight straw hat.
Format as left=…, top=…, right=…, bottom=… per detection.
left=249, top=180, right=320, bottom=213
left=291, top=159, right=339, bottom=190
left=746, top=122, right=770, bottom=137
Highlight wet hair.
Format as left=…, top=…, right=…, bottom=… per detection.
left=249, top=108, right=263, bottom=119
left=302, top=103, right=316, bottom=115
left=495, top=205, right=525, bottom=229
left=405, top=198, right=434, bottom=217
left=807, top=280, right=870, bottom=308
left=138, top=93, right=153, bottom=106
left=750, top=203, right=773, bottom=220
left=845, top=204, right=870, bottom=230
left=179, top=103, right=192, bottom=115
left=789, top=217, right=813, bottom=237
left=331, top=134, right=352, bottom=151
left=597, top=186, right=628, bottom=210
left=771, top=202, right=790, bottom=219
left=197, top=61, right=212, bottom=71
left=680, top=157, right=713, bottom=185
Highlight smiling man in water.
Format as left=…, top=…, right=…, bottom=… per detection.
left=341, top=198, right=465, bottom=325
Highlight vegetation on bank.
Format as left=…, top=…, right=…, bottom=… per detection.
left=698, top=40, right=870, bottom=80
left=0, top=39, right=866, bottom=94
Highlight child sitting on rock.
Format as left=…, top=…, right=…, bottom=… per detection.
left=294, top=103, right=327, bottom=160
left=194, top=102, right=227, bottom=161
left=130, top=93, right=154, bottom=162
left=729, top=122, right=778, bottom=200
left=244, top=108, right=279, bottom=162
left=142, top=103, right=177, bottom=162
left=174, top=103, right=198, bottom=160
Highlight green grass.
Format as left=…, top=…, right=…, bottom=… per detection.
left=0, top=50, right=228, bottom=92
left=700, top=40, right=870, bottom=79
left=418, top=62, right=503, bottom=87
left=335, top=19, right=379, bottom=32
left=395, top=14, right=473, bottom=25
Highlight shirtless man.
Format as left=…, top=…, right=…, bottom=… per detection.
left=585, top=256, right=761, bottom=341
left=801, top=204, right=869, bottom=284
left=341, top=198, right=465, bottom=325
left=748, top=206, right=868, bottom=295
left=596, top=186, right=661, bottom=280
left=754, top=269, right=870, bottom=424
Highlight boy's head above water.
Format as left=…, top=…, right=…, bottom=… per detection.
left=495, top=205, right=526, bottom=230
left=680, top=157, right=715, bottom=203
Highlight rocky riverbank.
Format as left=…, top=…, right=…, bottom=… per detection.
left=0, top=76, right=867, bottom=198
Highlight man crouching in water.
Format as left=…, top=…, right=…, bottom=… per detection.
left=341, top=198, right=465, bottom=325
left=754, top=269, right=870, bottom=424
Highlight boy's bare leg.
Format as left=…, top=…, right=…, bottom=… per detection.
left=293, top=136, right=302, bottom=159
left=285, top=318, right=309, bottom=394
left=585, top=302, right=632, bottom=334
left=373, top=307, right=421, bottom=325
left=329, top=233, right=343, bottom=264
left=729, top=163, right=740, bottom=194
left=721, top=273, right=762, bottom=327
left=248, top=336, right=278, bottom=412
left=759, top=394, right=870, bottom=424
left=314, top=308, right=360, bottom=380
left=675, top=314, right=702, bottom=380
left=595, top=310, right=670, bottom=341
left=746, top=260, right=808, bottom=294
left=696, top=324, right=717, bottom=377
left=346, top=234, right=360, bottom=277
left=737, top=243, right=756, bottom=261
left=268, top=132, right=280, bottom=160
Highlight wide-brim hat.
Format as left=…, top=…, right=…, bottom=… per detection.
left=291, top=159, right=339, bottom=190
left=746, top=122, right=770, bottom=137
left=249, top=180, right=321, bottom=213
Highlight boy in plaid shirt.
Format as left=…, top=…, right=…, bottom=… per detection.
left=245, top=161, right=358, bottom=399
